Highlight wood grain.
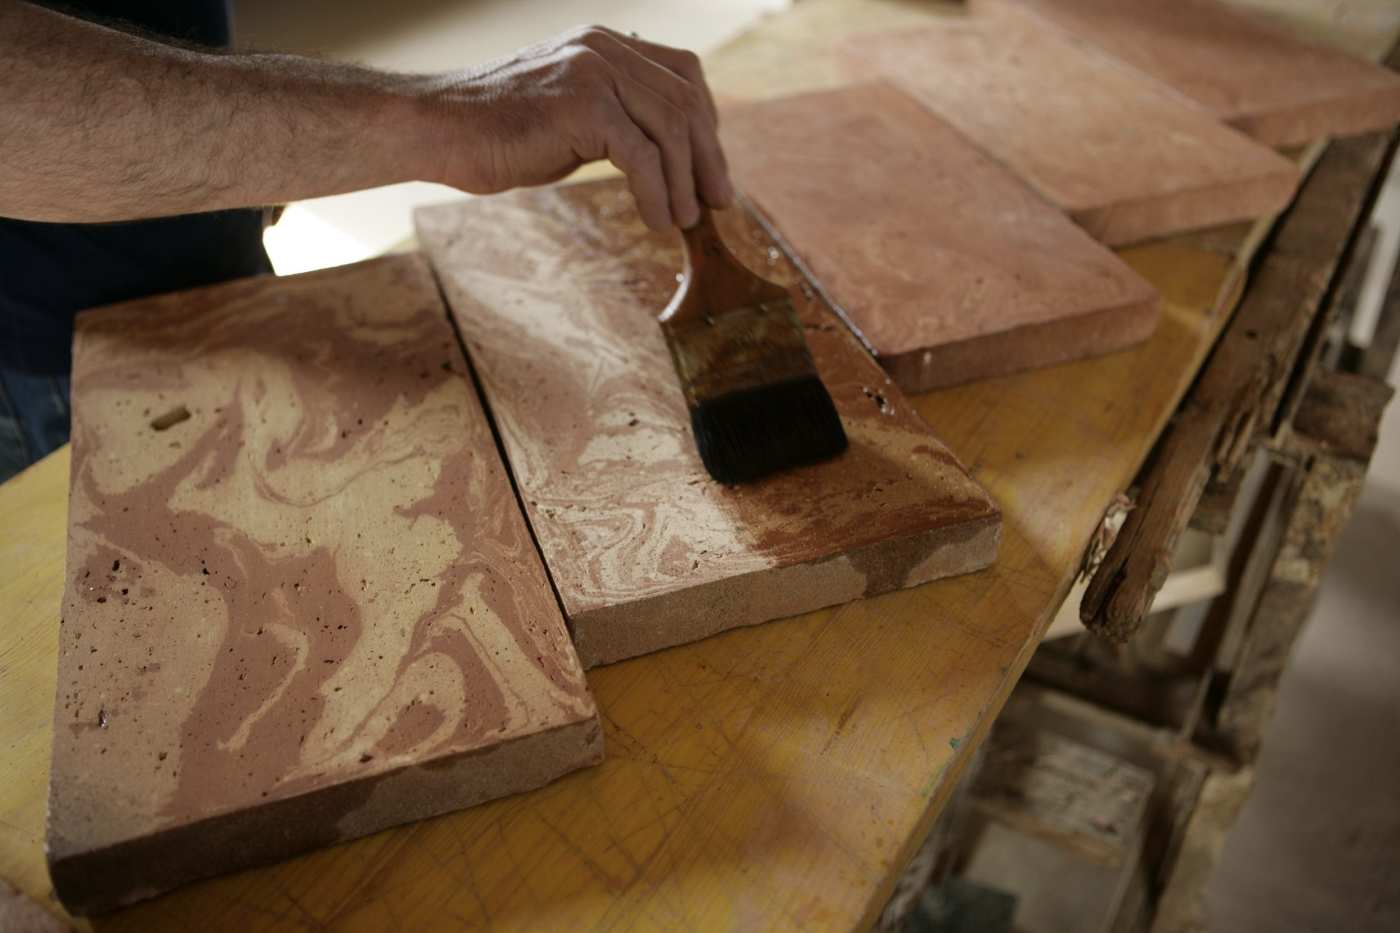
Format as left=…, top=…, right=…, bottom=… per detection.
left=720, top=82, right=1162, bottom=392
left=1081, top=130, right=1394, bottom=641
left=1010, top=0, right=1400, bottom=146
left=49, top=255, right=600, bottom=913
left=840, top=2, right=1300, bottom=246
left=0, top=170, right=1268, bottom=933
left=416, top=179, right=1001, bottom=667
left=972, top=721, right=1155, bottom=866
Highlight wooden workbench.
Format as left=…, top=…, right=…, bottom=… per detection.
left=2, top=1, right=1395, bottom=929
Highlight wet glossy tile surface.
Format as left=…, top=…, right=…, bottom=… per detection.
left=417, top=180, right=1001, bottom=667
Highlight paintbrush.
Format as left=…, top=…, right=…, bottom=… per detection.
left=659, top=209, right=848, bottom=484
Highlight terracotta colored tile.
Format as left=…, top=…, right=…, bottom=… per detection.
left=416, top=180, right=1001, bottom=668
left=1009, top=0, right=1400, bottom=146
left=840, top=3, right=1300, bottom=245
left=49, top=255, right=600, bottom=915
left=720, top=82, right=1162, bottom=392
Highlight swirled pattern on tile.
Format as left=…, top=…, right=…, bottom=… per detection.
left=418, top=179, right=1002, bottom=667
left=49, top=254, right=600, bottom=913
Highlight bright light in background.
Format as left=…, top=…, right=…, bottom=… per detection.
left=246, top=0, right=785, bottom=275
left=262, top=203, right=378, bottom=275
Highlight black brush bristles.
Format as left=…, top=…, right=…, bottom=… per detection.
left=691, top=376, right=848, bottom=484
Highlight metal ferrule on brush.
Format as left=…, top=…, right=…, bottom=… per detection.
left=657, top=209, right=848, bottom=485
left=663, top=300, right=817, bottom=407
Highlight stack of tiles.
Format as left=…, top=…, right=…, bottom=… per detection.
left=841, top=1, right=1300, bottom=245
left=1010, top=0, right=1400, bottom=146
left=721, top=82, right=1163, bottom=392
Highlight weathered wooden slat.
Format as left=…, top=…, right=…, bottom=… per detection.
left=972, top=721, right=1156, bottom=867
left=1360, top=237, right=1400, bottom=381
left=1081, top=129, right=1395, bottom=642
left=1290, top=369, right=1396, bottom=460
left=1192, top=216, right=1378, bottom=534
left=1148, top=767, right=1257, bottom=933
left=991, top=683, right=1214, bottom=932
left=1210, top=373, right=1392, bottom=760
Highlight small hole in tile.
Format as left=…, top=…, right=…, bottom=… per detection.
left=150, top=405, right=191, bottom=431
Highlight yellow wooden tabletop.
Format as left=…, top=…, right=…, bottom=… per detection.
left=3, top=0, right=1393, bottom=929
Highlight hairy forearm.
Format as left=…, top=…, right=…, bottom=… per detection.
left=0, top=4, right=730, bottom=230
left=0, top=1, right=438, bottom=223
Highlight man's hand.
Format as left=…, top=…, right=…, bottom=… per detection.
left=0, top=5, right=732, bottom=230
left=424, top=27, right=734, bottom=231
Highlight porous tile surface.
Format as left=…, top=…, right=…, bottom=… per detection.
left=50, top=254, right=600, bottom=914
left=841, top=2, right=1300, bottom=245
left=720, top=82, right=1162, bottom=392
left=416, top=179, right=1001, bottom=667
left=1010, top=0, right=1400, bottom=146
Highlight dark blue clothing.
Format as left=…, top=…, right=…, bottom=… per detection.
left=0, top=370, right=70, bottom=481
left=1, top=0, right=272, bottom=481
left=0, top=209, right=272, bottom=375
left=44, top=0, right=233, bottom=45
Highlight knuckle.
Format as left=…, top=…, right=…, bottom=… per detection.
left=661, top=105, right=689, bottom=142
left=565, top=45, right=604, bottom=72
left=571, top=25, right=610, bottom=49
left=678, top=82, right=708, bottom=117
left=630, top=137, right=662, bottom=169
left=675, top=48, right=702, bottom=74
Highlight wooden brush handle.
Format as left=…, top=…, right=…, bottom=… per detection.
left=659, top=209, right=790, bottom=328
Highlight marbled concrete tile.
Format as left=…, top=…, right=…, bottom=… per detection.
left=841, top=2, right=1300, bottom=246
left=416, top=179, right=1001, bottom=668
left=49, top=254, right=601, bottom=915
left=1010, top=0, right=1400, bottom=147
left=720, top=82, right=1162, bottom=392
